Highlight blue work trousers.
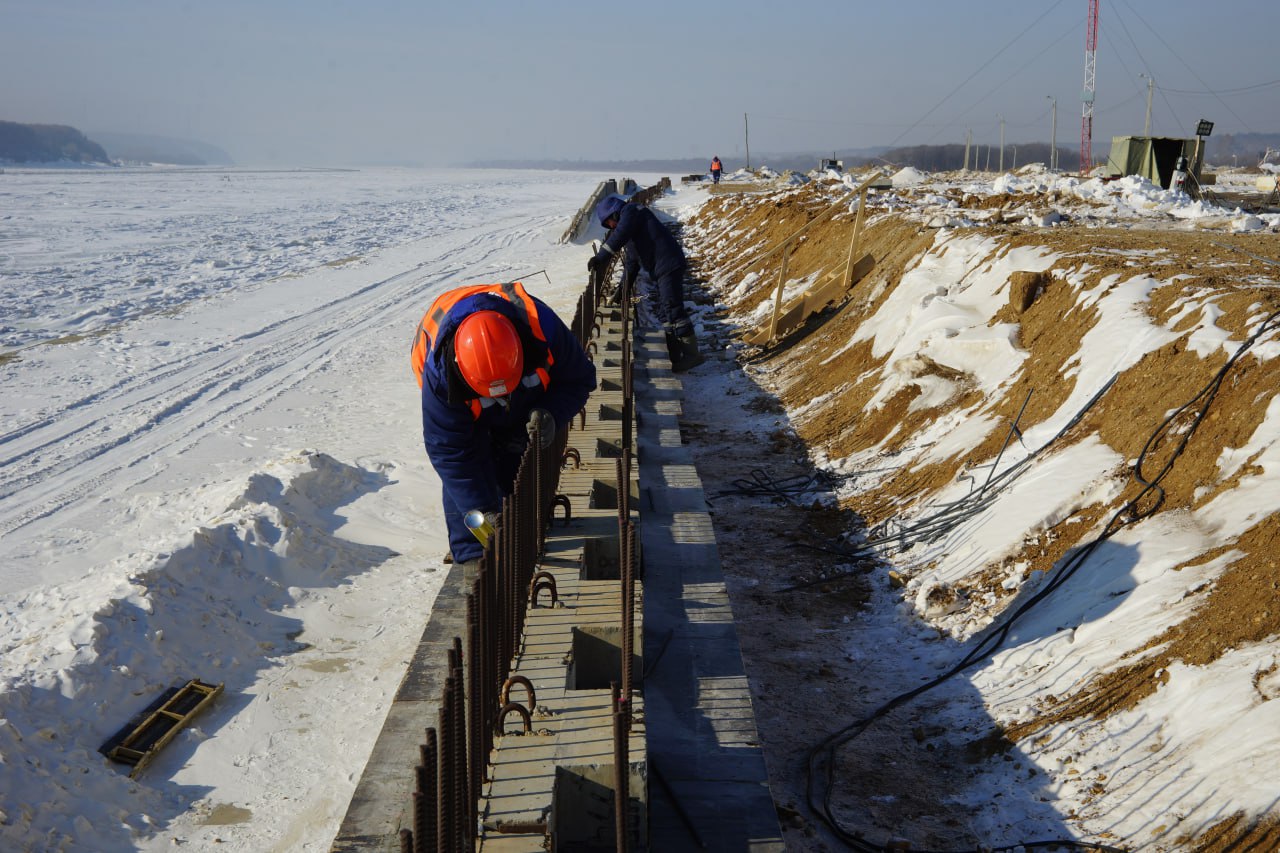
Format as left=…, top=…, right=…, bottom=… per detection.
left=650, top=267, right=693, bottom=337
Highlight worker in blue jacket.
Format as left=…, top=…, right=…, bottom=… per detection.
left=411, top=282, right=597, bottom=569
left=588, top=194, right=703, bottom=371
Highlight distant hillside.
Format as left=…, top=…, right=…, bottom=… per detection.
left=1205, top=132, right=1280, bottom=166
left=0, top=121, right=109, bottom=164
left=91, top=131, right=234, bottom=166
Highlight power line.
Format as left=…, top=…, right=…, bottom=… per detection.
left=1158, top=78, right=1280, bottom=96
left=1107, top=0, right=1183, bottom=133
left=1094, top=89, right=1146, bottom=116
left=924, top=20, right=1080, bottom=144
left=750, top=113, right=955, bottom=129
left=886, top=0, right=1068, bottom=149
left=1098, top=27, right=1145, bottom=100
left=1115, top=0, right=1253, bottom=133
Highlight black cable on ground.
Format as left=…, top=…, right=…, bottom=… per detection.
left=838, top=375, right=1114, bottom=567
left=723, top=378, right=1115, bottom=597
left=710, top=467, right=838, bottom=507
left=804, top=307, right=1280, bottom=852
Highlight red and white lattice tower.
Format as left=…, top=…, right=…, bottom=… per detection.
left=1080, top=0, right=1099, bottom=173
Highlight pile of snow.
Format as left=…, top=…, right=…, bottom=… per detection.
left=891, top=166, right=927, bottom=187
left=1232, top=213, right=1267, bottom=232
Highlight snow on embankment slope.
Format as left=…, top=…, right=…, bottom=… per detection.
left=682, top=175, right=1280, bottom=851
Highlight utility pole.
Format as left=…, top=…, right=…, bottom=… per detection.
left=1047, top=96, right=1058, bottom=170
left=744, top=113, right=750, bottom=170
left=964, top=128, right=972, bottom=171
left=1140, top=73, right=1154, bottom=136
left=998, top=115, right=1005, bottom=172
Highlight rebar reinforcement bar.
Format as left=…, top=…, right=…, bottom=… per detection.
left=333, top=180, right=781, bottom=853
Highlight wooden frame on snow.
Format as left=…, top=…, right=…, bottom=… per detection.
left=101, top=679, right=224, bottom=777
left=743, top=171, right=882, bottom=347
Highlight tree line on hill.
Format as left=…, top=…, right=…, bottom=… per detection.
left=0, top=121, right=110, bottom=164
left=472, top=143, right=1079, bottom=176
left=858, top=142, right=1075, bottom=172
left=1205, top=132, right=1280, bottom=167
left=0, top=121, right=234, bottom=166
left=475, top=133, right=1280, bottom=178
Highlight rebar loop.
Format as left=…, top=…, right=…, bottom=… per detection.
left=500, top=675, right=537, bottom=711
left=528, top=571, right=559, bottom=608
left=496, top=702, right=533, bottom=735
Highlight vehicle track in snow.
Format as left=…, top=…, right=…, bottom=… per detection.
left=0, top=208, right=563, bottom=577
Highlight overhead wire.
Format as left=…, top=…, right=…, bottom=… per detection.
left=1116, top=0, right=1254, bottom=133
left=1107, top=0, right=1184, bottom=133
left=1094, top=89, right=1146, bottom=117
left=803, top=306, right=1280, bottom=850
left=924, top=20, right=1080, bottom=145
left=1097, top=26, right=1147, bottom=103
left=1159, top=78, right=1280, bottom=96
left=885, top=0, right=1068, bottom=150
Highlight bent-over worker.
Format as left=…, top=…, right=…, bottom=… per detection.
left=588, top=194, right=704, bottom=371
left=411, top=282, right=597, bottom=571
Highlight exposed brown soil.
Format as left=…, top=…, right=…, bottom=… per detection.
left=676, top=179, right=1280, bottom=851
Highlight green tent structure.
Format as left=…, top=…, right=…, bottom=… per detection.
left=1105, top=135, right=1204, bottom=190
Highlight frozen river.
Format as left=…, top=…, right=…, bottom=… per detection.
left=0, top=165, right=615, bottom=852
left=0, top=166, right=593, bottom=350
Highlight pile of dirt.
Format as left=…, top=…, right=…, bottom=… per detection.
left=676, top=178, right=1280, bottom=851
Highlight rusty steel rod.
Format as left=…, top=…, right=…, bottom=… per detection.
left=612, top=682, right=630, bottom=853
left=388, top=266, right=620, bottom=851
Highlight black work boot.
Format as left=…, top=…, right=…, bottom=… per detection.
left=665, top=330, right=704, bottom=372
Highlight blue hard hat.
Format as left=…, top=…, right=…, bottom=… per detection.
left=595, top=194, right=627, bottom=227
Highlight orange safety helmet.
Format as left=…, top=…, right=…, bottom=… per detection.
left=453, top=310, right=524, bottom=398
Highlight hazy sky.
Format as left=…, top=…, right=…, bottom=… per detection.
left=3, top=0, right=1278, bottom=167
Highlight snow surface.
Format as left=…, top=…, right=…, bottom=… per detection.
left=664, top=167, right=1280, bottom=849
left=0, top=166, right=616, bottom=851
left=2, top=163, right=1277, bottom=851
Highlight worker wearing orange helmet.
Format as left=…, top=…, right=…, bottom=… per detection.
left=411, top=282, right=596, bottom=567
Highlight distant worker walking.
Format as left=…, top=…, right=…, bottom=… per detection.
left=710, top=156, right=723, bottom=184
left=588, top=195, right=704, bottom=372
left=411, top=282, right=597, bottom=570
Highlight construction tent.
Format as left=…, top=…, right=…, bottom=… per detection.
left=1105, top=136, right=1203, bottom=189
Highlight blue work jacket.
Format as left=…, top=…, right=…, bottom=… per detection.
left=594, top=203, right=686, bottom=281
left=420, top=292, right=596, bottom=515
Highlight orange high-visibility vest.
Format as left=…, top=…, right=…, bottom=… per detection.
left=410, top=281, right=553, bottom=416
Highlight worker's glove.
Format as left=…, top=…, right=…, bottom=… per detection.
left=527, top=408, right=556, bottom=450
left=587, top=255, right=602, bottom=273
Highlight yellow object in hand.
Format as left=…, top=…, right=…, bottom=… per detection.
left=464, top=509, right=496, bottom=547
